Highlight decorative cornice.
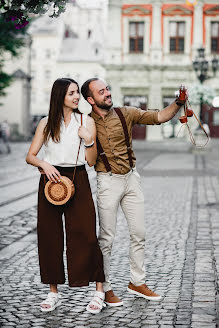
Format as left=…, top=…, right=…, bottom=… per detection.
left=162, top=5, right=193, bottom=16
left=122, top=5, right=151, bottom=15
left=204, top=5, right=219, bottom=15
left=12, top=69, right=29, bottom=79
left=122, top=4, right=152, bottom=16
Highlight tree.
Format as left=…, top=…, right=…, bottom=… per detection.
left=0, top=14, right=28, bottom=98
left=0, top=0, right=69, bottom=98
left=1, top=1, right=68, bottom=29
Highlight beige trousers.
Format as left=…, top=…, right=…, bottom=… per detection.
left=97, top=168, right=145, bottom=292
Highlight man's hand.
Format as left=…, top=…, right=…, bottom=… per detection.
left=158, top=86, right=188, bottom=123
left=175, top=86, right=188, bottom=107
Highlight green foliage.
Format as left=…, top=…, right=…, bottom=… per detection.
left=0, top=0, right=68, bottom=99
left=1, top=0, right=68, bottom=29
left=0, top=15, right=26, bottom=56
left=0, top=14, right=28, bottom=100
left=0, top=71, right=12, bottom=98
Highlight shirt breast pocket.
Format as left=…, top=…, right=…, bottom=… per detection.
left=110, top=126, right=123, bottom=140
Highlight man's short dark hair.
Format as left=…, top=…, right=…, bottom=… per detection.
left=81, top=78, right=99, bottom=100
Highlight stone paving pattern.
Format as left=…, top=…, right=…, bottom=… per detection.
left=0, top=140, right=219, bottom=328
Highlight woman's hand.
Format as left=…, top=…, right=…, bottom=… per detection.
left=40, top=161, right=61, bottom=183
left=78, top=126, right=93, bottom=145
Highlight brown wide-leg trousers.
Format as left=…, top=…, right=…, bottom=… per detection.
left=37, top=165, right=105, bottom=287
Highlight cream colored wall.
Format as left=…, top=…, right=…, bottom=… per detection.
left=0, top=80, right=25, bottom=135
left=0, top=46, right=30, bottom=136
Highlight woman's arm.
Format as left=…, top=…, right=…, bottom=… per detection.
left=26, top=117, right=61, bottom=182
left=78, top=116, right=97, bottom=167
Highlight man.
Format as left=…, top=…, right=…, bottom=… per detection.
left=81, top=78, right=186, bottom=306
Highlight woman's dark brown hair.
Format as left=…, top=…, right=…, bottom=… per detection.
left=43, top=78, right=79, bottom=144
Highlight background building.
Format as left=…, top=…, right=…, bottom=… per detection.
left=29, top=0, right=106, bottom=124
left=105, top=0, right=219, bottom=140
left=0, top=0, right=219, bottom=140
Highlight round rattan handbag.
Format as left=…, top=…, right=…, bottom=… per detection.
left=41, top=114, right=82, bottom=205
left=44, top=175, right=76, bottom=205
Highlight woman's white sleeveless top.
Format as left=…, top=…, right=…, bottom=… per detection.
left=43, top=112, right=87, bottom=167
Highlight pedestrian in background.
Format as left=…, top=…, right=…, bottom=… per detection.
left=0, top=120, right=11, bottom=154
left=81, top=78, right=186, bottom=306
left=26, top=78, right=105, bottom=314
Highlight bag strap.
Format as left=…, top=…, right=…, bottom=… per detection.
left=71, top=113, right=82, bottom=183
left=114, top=107, right=133, bottom=169
left=177, top=101, right=209, bottom=148
left=187, top=100, right=209, bottom=147
left=96, top=107, right=133, bottom=173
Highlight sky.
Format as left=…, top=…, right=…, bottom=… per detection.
left=76, top=0, right=108, bottom=8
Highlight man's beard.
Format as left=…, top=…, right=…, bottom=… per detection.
left=95, top=98, right=113, bottom=110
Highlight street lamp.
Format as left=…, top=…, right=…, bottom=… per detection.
left=25, top=33, right=32, bottom=139
left=192, top=47, right=218, bottom=123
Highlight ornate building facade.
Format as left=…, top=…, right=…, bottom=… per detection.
left=104, top=0, right=219, bottom=139
left=1, top=0, right=219, bottom=139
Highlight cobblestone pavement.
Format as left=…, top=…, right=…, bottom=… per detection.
left=0, top=140, right=219, bottom=328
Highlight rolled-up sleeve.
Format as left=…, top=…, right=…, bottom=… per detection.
left=130, top=107, right=160, bottom=125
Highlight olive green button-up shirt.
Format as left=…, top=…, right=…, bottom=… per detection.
left=91, top=106, right=160, bottom=174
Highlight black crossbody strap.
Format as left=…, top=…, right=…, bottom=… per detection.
left=96, top=137, right=111, bottom=173
left=114, top=107, right=133, bottom=168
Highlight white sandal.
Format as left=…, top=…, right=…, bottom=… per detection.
left=40, top=292, right=61, bottom=312
left=86, top=291, right=106, bottom=314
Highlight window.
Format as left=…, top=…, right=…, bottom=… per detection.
left=213, top=111, right=219, bottom=126
left=129, top=22, right=144, bottom=53
left=169, top=21, right=185, bottom=53
left=46, top=49, right=51, bottom=58
left=124, top=95, right=147, bottom=108
left=45, top=70, right=51, bottom=79
left=211, top=22, right=219, bottom=53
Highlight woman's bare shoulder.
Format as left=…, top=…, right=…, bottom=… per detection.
left=38, top=116, right=48, bottom=128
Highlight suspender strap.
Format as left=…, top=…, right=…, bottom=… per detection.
left=96, top=107, right=133, bottom=173
left=96, top=137, right=111, bottom=173
left=114, top=107, right=133, bottom=169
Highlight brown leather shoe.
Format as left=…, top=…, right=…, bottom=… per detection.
left=127, top=282, right=161, bottom=301
left=105, top=290, right=123, bottom=307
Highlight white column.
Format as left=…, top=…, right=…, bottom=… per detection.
left=150, top=1, right=162, bottom=64
left=105, top=0, right=122, bottom=65
left=147, top=69, right=162, bottom=140
left=192, top=1, right=204, bottom=57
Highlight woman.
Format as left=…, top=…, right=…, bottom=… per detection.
left=26, top=78, right=105, bottom=314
